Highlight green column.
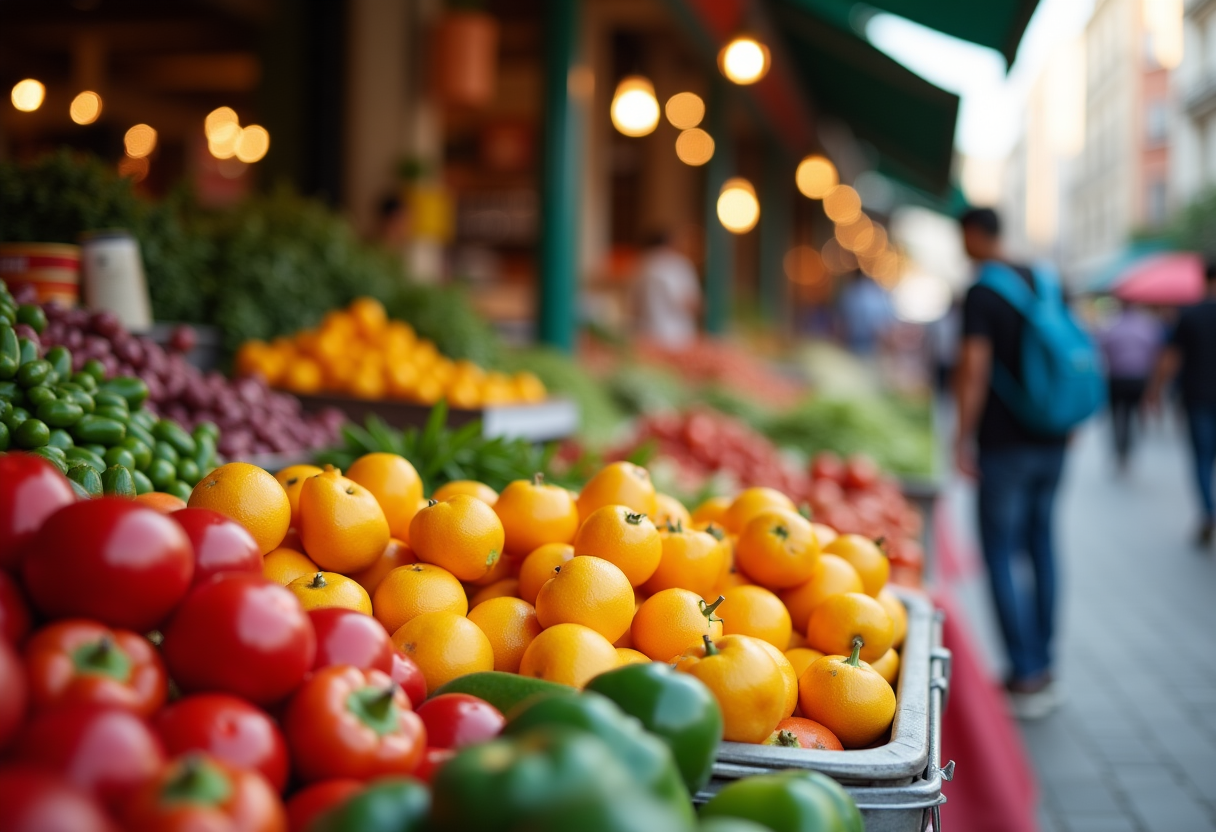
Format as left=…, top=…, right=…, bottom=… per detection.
left=703, top=79, right=732, bottom=336
left=758, top=143, right=791, bottom=324
left=537, top=0, right=584, bottom=352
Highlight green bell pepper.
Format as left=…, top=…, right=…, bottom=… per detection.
left=525, top=791, right=696, bottom=832
left=585, top=660, right=724, bottom=793
left=698, top=771, right=863, bottom=832
left=311, top=777, right=430, bottom=832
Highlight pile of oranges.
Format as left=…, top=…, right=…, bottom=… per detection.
left=234, top=297, right=547, bottom=407
left=192, top=455, right=909, bottom=752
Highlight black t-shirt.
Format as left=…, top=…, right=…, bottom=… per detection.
left=1169, top=299, right=1216, bottom=405
left=962, top=263, right=1068, bottom=449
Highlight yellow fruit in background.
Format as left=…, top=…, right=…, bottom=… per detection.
left=345, top=453, right=424, bottom=543
left=494, top=476, right=580, bottom=559
left=392, top=612, right=494, bottom=692
left=779, top=554, right=865, bottom=634
left=734, top=508, right=820, bottom=590
left=823, top=534, right=889, bottom=597
left=281, top=358, right=323, bottom=395
left=349, top=297, right=388, bottom=339
left=643, top=526, right=725, bottom=600
left=274, top=464, right=323, bottom=530
left=535, top=556, right=635, bottom=644
left=784, top=647, right=826, bottom=681
left=876, top=587, right=908, bottom=649
left=718, top=584, right=793, bottom=650
left=470, top=578, right=521, bottom=608
left=348, top=539, right=417, bottom=596
left=755, top=639, right=799, bottom=720
left=576, top=462, right=658, bottom=520
left=630, top=588, right=724, bottom=663
left=467, top=596, right=542, bottom=673
left=652, top=493, right=693, bottom=530
left=513, top=372, right=547, bottom=402
left=517, top=543, right=575, bottom=605
left=616, top=648, right=650, bottom=666
left=721, top=487, right=797, bottom=535
left=263, top=547, right=319, bottom=585
left=189, top=462, right=290, bottom=555
left=572, top=505, right=662, bottom=588
left=287, top=571, right=373, bottom=615
left=372, top=563, right=467, bottom=634
left=871, top=647, right=901, bottom=686
left=298, top=467, right=391, bottom=573
left=433, top=480, right=499, bottom=506
left=691, top=496, right=731, bottom=527
left=518, top=623, right=619, bottom=688
left=410, top=495, right=505, bottom=582
left=805, top=592, right=893, bottom=664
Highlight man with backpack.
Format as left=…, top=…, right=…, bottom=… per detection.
left=953, top=208, right=1104, bottom=719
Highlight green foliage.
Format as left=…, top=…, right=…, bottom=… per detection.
left=1165, top=188, right=1216, bottom=258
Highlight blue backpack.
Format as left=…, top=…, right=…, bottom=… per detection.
left=977, top=262, right=1106, bottom=436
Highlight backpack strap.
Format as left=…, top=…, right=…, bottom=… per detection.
left=976, top=262, right=1040, bottom=316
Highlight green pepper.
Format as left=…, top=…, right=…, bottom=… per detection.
left=72, top=415, right=126, bottom=445
left=94, top=404, right=131, bottom=423
left=698, top=771, right=863, bottom=832
left=46, top=428, right=74, bottom=450
left=16, top=359, right=52, bottom=389
left=120, top=436, right=153, bottom=470
left=25, top=386, right=57, bottom=408
left=147, top=457, right=177, bottom=490
left=70, top=371, right=98, bottom=392
left=0, top=324, right=18, bottom=380
left=167, top=478, right=193, bottom=501
left=45, top=345, right=72, bottom=380
left=132, top=469, right=155, bottom=495
left=102, top=465, right=136, bottom=498
left=98, top=376, right=148, bottom=409
left=0, top=421, right=9, bottom=452
left=430, top=726, right=639, bottom=832
left=68, top=464, right=104, bottom=497
left=37, top=400, right=83, bottom=428
left=312, top=777, right=430, bottom=832
left=92, top=392, right=129, bottom=411
left=153, top=419, right=197, bottom=457
left=65, top=446, right=106, bottom=473
left=104, top=446, right=137, bottom=472
left=176, top=458, right=201, bottom=485
left=3, top=407, right=30, bottom=430
left=82, top=358, right=106, bottom=382
left=585, top=660, right=724, bottom=793
left=15, top=304, right=46, bottom=334
left=699, top=819, right=772, bottom=832
left=17, top=337, right=38, bottom=366
left=525, top=791, right=695, bottom=832
left=14, top=418, right=50, bottom=449
left=59, top=388, right=95, bottom=414
left=503, top=692, right=694, bottom=825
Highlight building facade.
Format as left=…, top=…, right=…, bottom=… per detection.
left=1174, top=0, right=1216, bottom=205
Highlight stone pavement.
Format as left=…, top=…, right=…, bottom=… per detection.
left=945, top=417, right=1216, bottom=832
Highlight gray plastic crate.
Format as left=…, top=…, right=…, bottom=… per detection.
left=697, top=588, right=953, bottom=832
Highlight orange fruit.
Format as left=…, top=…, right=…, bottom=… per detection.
left=714, top=569, right=753, bottom=595
left=517, top=543, right=575, bottom=605
left=691, top=495, right=731, bottom=527
left=346, top=453, right=424, bottom=542
left=133, top=492, right=187, bottom=514
left=467, top=596, right=542, bottom=673
left=798, top=648, right=896, bottom=748
left=784, top=647, right=826, bottom=681
left=614, top=597, right=644, bottom=648
left=286, top=571, right=373, bottom=615
left=391, top=611, right=494, bottom=692
left=372, top=563, right=467, bottom=634
left=787, top=629, right=808, bottom=650
left=347, top=539, right=417, bottom=596
left=734, top=509, right=820, bottom=590
left=616, top=647, right=650, bottom=666
left=673, top=634, right=785, bottom=743
left=535, top=556, right=634, bottom=643
left=630, top=588, right=724, bottom=662
left=876, top=588, right=908, bottom=649
left=812, top=523, right=839, bottom=547
left=871, top=647, right=900, bottom=686
left=642, top=526, right=725, bottom=600
left=778, top=554, right=865, bottom=633
left=719, top=585, right=792, bottom=650
left=823, top=534, right=888, bottom=596
left=575, top=462, right=658, bottom=520
left=721, top=487, right=796, bottom=535
left=409, top=495, right=505, bottom=582
left=572, top=505, right=662, bottom=588
left=468, top=551, right=513, bottom=588
left=274, top=464, right=323, bottom=530
left=755, top=639, right=799, bottom=719
left=652, top=494, right=692, bottom=530
left=263, top=547, right=319, bottom=585
left=763, top=717, right=843, bottom=751
left=349, top=297, right=388, bottom=340
left=297, top=467, right=390, bottom=573
left=470, top=578, right=521, bottom=608
left=494, top=476, right=580, bottom=559
left=433, top=480, right=499, bottom=506
left=805, top=592, right=893, bottom=663
left=518, top=623, right=619, bottom=688
left=189, top=462, right=290, bottom=555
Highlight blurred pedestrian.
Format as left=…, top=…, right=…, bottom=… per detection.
left=837, top=272, right=895, bottom=356
left=1146, top=262, right=1216, bottom=547
left=634, top=229, right=702, bottom=350
left=1097, top=302, right=1163, bottom=472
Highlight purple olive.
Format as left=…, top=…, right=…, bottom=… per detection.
left=168, top=325, right=198, bottom=354
left=89, top=310, right=122, bottom=338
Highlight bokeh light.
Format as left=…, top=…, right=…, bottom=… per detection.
left=69, top=91, right=102, bottom=125
left=665, top=92, right=705, bottom=129
left=717, top=177, right=760, bottom=234
left=859, top=224, right=888, bottom=258
left=124, top=124, right=157, bottom=158
left=208, top=122, right=241, bottom=159
left=823, top=185, right=862, bottom=224
left=11, top=79, right=45, bottom=112
left=719, top=37, right=770, bottom=85
left=836, top=214, right=875, bottom=252
left=784, top=245, right=826, bottom=286
left=205, top=106, right=239, bottom=138
left=861, top=249, right=903, bottom=286
left=610, top=76, right=660, bottom=137
left=675, top=128, right=715, bottom=166
left=893, top=271, right=951, bottom=322
left=795, top=155, right=838, bottom=199
left=235, top=124, right=270, bottom=163
left=117, top=154, right=149, bottom=183
left=821, top=238, right=858, bottom=274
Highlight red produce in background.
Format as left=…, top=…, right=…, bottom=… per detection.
left=0, top=571, right=31, bottom=646
left=121, top=753, right=287, bottom=832
left=172, top=508, right=264, bottom=586
left=0, top=767, right=117, bottom=832
left=0, top=454, right=77, bottom=572
left=0, top=639, right=28, bottom=751
left=285, top=779, right=363, bottom=832
left=310, top=607, right=395, bottom=675
left=390, top=650, right=427, bottom=708
left=414, top=693, right=504, bottom=751
left=414, top=747, right=455, bottom=784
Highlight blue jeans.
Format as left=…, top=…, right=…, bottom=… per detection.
left=977, top=445, right=1066, bottom=682
left=1186, top=404, right=1216, bottom=521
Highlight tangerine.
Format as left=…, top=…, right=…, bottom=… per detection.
left=721, top=487, right=796, bottom=535
left=673, top=634, right=785, bottom=743
left=778, top=554, right=864, bottom=634
left=876, top=587, right=908, bottom=649
left=517, top=543, right=575, bottom=605
left=469, top=578, right=521, bottom=608
left=409, top=495, right=505, bottom=582
left=133, top=492, right=187, bottom=514
left=754, top=639, right=799, bottom=720
left=494, top=475, right=580, bottom=559
left=823, top=534, right=889, bottom=596
left=718, top=584, right=792, bottom=650
left=518, top=623, right=619, bottom=688
left=274, top=464, right=323, bottom=530
left=805, top=592, right=893, bottom=663
left=346, top=453, right=424, bottom=543
left=467, top=596, right=542, bottom=673
left=535, top=556, right=635, bottom=644
left=576, top=462, right=658, bottom=520
left=432, top=480, right=499, bottom=506
left=763, top=717, right=843, bottom=751
left=630, top=589, right=725, bottom=662
left=870, top=647, right=900, bottom=686
left=372, top=563, right=467, bottom=634
left=642, top=525, right=726, bottom=600
left=262, top=547, right=319, bottom=585
left=287, top=571, right=372, bottom=615
left=734, top=508, right=820, bottom=590
left=784, top=647, right=826, bottom=681
left=572, top=505, right=662, bottom=588
left=347, top=538, right=417, bottom=595
left=798, top=643, right=896, bottom=748
left=691, top=495, right=731, bottom=528
left=812, top=523, right=839, bottom=547
left=298, top=466, right=391, bottom=573
left=652, top=493, right=692, bottom=529
left=615, top=647, right=650, bottom=666
left=189, top=462, right=290, bottom=555
left=392, top=611, right=493, bottom=692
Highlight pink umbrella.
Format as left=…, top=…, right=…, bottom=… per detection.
left=1113, top=252, right=1205, bottom=305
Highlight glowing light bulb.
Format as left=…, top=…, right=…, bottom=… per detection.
left=124, top=124, right=157, bottom=158
left=665, top=92, right=705, bottom=129
left=717, top=177, right=760, bottom=234
left=675, top=128, right=714, bottom=166
left=69, top=91, right=102, bottom=125
left=11, top=79, right=45, bottom=112
left=611, top=76, right=660, bottom=137
left=719, top=37, right=770, bottom=85
left=795, top=155, right=838, bottom=199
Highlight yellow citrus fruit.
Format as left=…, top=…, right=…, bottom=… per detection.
left=433, top=480, right=499, bottom=506
left=286, top=571, right=372, bottom=615
left=616, top=648, right=650, bottom=666
left=614, top=597, right=644, bottom=648
left=468, top=549, right=514, bottom=587
left=734, top=508, right=821, bottom=590
left=494, top=476, right=580, bottom=559
left=630, top=588, right=725, bottom=662
left=785, top=647, right=826, bottom=681
left=535, top=556, right=635, bottom=644
left=349, top=296, right=388, bottom=339
left=755, top=638, right=799, bottom=719
left=469, top=578, right=521, bottom=608
left=652, top=494, right=692, bottom=530
left=262, top=547, right=319, bottom=585
left=372, top=563, right=467, bottom=634
left=823, top=534, right=889, bottom=596
left=642, top=526, right=726, bottom=600
left=876, top=587, right=908, bottom=649
left=719, top=585, right=792, bottom=650
left=798, top=650, right=896, bottom=748
left=409, top=495, right=505, bottom=582
left=274, top=464, right=322, bottom=529
left=721, top=487, right=796, bottom=535
left=673, top=634, right=786, bottom=743
left=391, top=611, right=494, bottom=692
left=714, top=569, right=753, bottom=595
left=345, top=453, right=424, bottom=543
left=467, top=596, right=542, bottom=673
left=787, top=629, right=808, bottom=650
left=517, top=543, right=575, bottom=605
left=297, top=467, right=391, bottom=573
left=812, top=523, right=839, bottom=547
left=518, top=622, right=619, bottom=688
left=871, top=647, right=900, bottom=686
left=189, top=462, right=290, bottom=555
left=805, top=592, right=894, bottom=663
left=778, top=554, right=865, bottom=634
left=691, top=496, right=731, bottom=527
left=572, top=505, right=662, bottom=588
left=347, top=539, right=417, bottom=596
left=576, top=462, right=658, bottom=520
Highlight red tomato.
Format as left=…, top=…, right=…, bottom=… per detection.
left=310, top=608, right=394, bottom=674
left=0, top=454, right=77, bottom=572
left=0, top=638, right=28, bottom=751
left=413, top=747, right=455, bottom=784
left=152, top=694, right=290, bottom=793
left=282, top=665, right=426, bottom=783
left=285, top=779, right=362, bottom=832
left=414, top=693, right=504, bottom=750
left=162, top=574, right=316, bottom=706
left=0, top=766, right=116, bottom=832
left=122, top=753, right=286, bottom=832
left=24, top=620, right=167, bottom=717
left=809, top=451, right=845, bottom=483
left=21, top=499, right=194, bottom=632
left=171, top=507, right=263, bottom=586
left=389, top=650, right=427, bottom=708
left=0, top=570, right=31, bottom=646
left=14, top=704, right=165, bottom=810
left=844, top=454, right=881, bottom=491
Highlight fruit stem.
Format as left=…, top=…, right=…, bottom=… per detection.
left=533, top=472, right=545, bottom=486
left=700, top=595, right=726, bottom=623
left=702, top=635, right=718, bottom=657
left=72, top=634, right=132, bottom=681
left=309, top=572, right=327, bottom=589
left=161, top=754, right=233, bottom=806
left=775, top=729, right=800, bottom=748
left=846, top=636, right=864, bottom=668
left=874, top=536, right=888, bottom=556
left=347, top=685, right=401, bottom=737
left=626, top=512, right=646, bottom=526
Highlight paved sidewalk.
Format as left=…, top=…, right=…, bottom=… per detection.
left=946, top=419, right=1216, bottom=832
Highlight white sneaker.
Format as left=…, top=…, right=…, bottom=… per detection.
left=1008, top=680, right=1063, bottom=720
